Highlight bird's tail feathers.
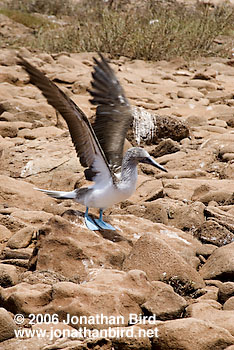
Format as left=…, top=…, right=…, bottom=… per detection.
left=34, top=188, right=76, bottom=200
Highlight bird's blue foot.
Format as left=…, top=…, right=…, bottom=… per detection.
left=84, top=207, right=99, bottom=231
left=95, top=209, right=116, bottom=231
left=94, top=218, right=116, bottom=230
left=85, top=215, right=100, bottom=231
left=84, top=208, right=116, bottom=231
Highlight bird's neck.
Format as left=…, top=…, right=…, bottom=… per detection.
left=121, top=153, right=138, bottom=184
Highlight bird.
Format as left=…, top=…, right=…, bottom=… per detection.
left=19, top=53, right=167, bottom=231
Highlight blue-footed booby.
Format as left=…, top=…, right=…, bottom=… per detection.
left=19, top=54, right=167, bottom=231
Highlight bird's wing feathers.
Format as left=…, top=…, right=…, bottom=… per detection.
left=89, top=53, right=133, bottom=172
left=19, top=56, right=113, bottom=185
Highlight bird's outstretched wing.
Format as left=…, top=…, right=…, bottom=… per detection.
left=19, top=55, right=114, bottom=186
left=89, top=53, right=133, bottom=173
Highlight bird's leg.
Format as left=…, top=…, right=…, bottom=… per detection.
left=84, top=207, right=100, bottom=231
left=94, top=209, right=116, bottom=230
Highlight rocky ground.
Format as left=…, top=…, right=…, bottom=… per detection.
left=0, top=30, right=234, bottom=350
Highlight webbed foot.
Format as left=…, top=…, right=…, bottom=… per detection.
left=84, top=207, right=100, bottom=231
left=94, top=219, right=116, bottom=231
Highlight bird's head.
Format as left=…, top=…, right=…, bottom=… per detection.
left=126, top=147, right=167, bottom=172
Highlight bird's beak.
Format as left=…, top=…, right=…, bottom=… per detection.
left=143, top=156, right=168, bottom=172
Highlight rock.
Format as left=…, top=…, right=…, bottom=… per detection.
left=222, top=153, right=234, bottom=161
left=48, top=269, right=151, bottom=328
left=20, top=270, right=69, bottom=285
left=159, top=169, right=207, bottom=179
left=227, top=118, right=234, bottom=127
left=149, top=138, right=180, bottom=157
left=56, top=54, right=79, bottom=68
left=199, top=242, right=234, bottom=281
left=0, top=247, right=32, bottom=268
left=0, top=69, right=21, bottom=85
left=31, top=321, right=77, bottom=337
left=194, top=220, right=234, bottom=247
left=205, top=279, right=223, bottom=289
left=123, top=233, right=205, bottom=292
left=18, top=152, right=77, bottom=179
left=204, top=206, right=234, bottom=232
left=196, top=97, right=210, bottom=106
left=0, top=49, right=18, bottom=67
left=0, top=175, right=55, bottom=211
left=134, top=222, right=202, bottom=268
left=29, top=325, right=114, bottom=349
left=187, top=79, right=217, bottom=91
left=0, top=213, right=26, bottom=235
left=147, top=198, right=205, bottom=231
left=211, top=105, right=234, bottom=123
left=152, top=317, right=234, bottom=350
left=186, top=300, right=234, bottom=336
left=0, top=264, right=18, bottom=287
left=10, top=209, right=53, bottom=228
left=206, top=91, right=233, bottom=103
left=177, top=88, right=204, bottom=99
left=18, top=126, right=64, bottom=140
left=196, top=285, right=219, bottom=301
left=128, top=107, right=189, bottom=145
left=49, top=169, right=83, bottom=193
left=37, top=52, right=54, bottom=64
left=219, top=144, right=234, bottom=158
left=196, top=190, right=233, bottom=205
left=0, top=225, right=12, bottom=243
left=209, top=118, right=227, bottom=128
left=107, top=214, right=202, bottom=267
left=172, top=200, right=205, bottom=231
left=0, top=248, right=32, bottom=260
left=218, top=282, right=234, bottom=304
left=128, top=177, right=164, bottom=204
left=49, top=337, right=113, bottom=350
left=0, top=121, right=18, bottom=138
left=111, top=325, right=152, bottom=349
left=72, top=78, right=91, bottom=95
left=186, top=114, right=208, bottom=127
left=154, top=114, right=190, bottom=142
left=33, top=215, right=131, bottom=281
left=0, top=270, right=155, bottom=327
left=6, top=227, right=34, bottom=249
left=162, top=179, right=234, bottom=202
left=0, top=208, right=54, bottom=234
left=12, top=110, right=55, bottom=126
left=142, top=76, right=161, bottom=84
left=143, top=201, right=169, bottom=225
left=196, top=244, right=217, bottom=257
left=223, top=296, right=234, bottom=311
left=0, top=98, right=56, bottom=125
left=0, top=308, right=17, bottom=342
left=228, top=206, right=234, bottom=216
left=0, top=337, right=54, bottom=350
left=0, top=282, right=52, bottom=315
left=192, top=69, right=215, bottom=79
left=53, top=71, right=82, bottom=84
left=220, top=163, right=234, bottom=180
left=141, top=281, right=187, bottom=320
left=173, top=69, right=192, bottom=77
left=0, top=135, right=15, bottom=159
